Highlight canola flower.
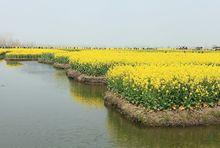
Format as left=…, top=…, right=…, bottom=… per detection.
left=0, top=49, right=9, bottom=55
left=67, top=50, right=220, bottom=76
left=1, top=48, right=220, bottom=110
left=3, top=48, right=220, bottom=71
left=53, top=52, right=73, bottom=64
left=4, top=48, right=63, bottom=59
left=107, top=65, right=220, bottom=110
left=0, top=49, right=10, bottom=59
left=0, top=50, right=6, bottom=54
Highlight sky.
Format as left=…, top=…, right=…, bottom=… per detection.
left=0, top=0, right=220, bottom=47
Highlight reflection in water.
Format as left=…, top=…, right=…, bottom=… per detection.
left=52, top=69, right=70, bottom=88
left=52, top=69, right=107, bottom=108
left=69, top=80, right=107, bottom=108
left=107, top=110, right=220, bottom=148
left=5, top=61, right=23, bottom=68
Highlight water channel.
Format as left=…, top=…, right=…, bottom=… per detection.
left=0, top=61, right=219, bottom=148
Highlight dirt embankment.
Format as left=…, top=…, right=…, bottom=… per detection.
left=66, top=69, right=107, bottom=85
left=38, top=59, right=54, bottom=64
left=53, top=63, right=70, bottom=69
left=104, top=91, right=220, bottom=127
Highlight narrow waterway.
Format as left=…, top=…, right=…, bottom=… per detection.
left=0, top=61, right=219, bottom=148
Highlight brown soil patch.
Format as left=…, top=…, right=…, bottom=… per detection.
left=38, top=59, right=54, bottom=64
left=53, top=63, right=70, bottom=69
left=66, top=69, right=107, bottom=85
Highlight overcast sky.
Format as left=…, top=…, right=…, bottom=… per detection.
left=0, top=0, right=220, bottom=47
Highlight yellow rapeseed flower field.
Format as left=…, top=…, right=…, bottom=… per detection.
left=107, top=65, right=220, bottom=110
left=1, top=48, right=219, bottom=110
left=5, top=48, right=62, bottom=58
left=69, top=49, right=220, bottom=66
left=67, top=49, right=220, bottom=75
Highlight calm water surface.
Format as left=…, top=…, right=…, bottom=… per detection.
left=0, top=60, right=219, bottom=148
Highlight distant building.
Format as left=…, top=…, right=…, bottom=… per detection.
left=195, top=47, right=203, bottom=50
left=146, top=47, right=156, bottom=50
left=213, top=46, right=220, bottom=51
left=178, top=46, right=188, bottom=50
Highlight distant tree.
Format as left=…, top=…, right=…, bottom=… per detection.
left=0, top=33, right=22, bottom=48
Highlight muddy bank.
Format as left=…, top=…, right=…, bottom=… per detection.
left=38, top=59, right=54, bottom=64
left=104, top=91, right=220, bottom=127
left=53, top=63, right=70, bottom=69
left=66, top=69, right=106, bottom=85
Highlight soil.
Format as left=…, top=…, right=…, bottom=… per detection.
left=53, top=63, right=70, bottom=69
left=38, top=59, right=54, bottom=64
left=104, top=91, right=220, bottom=127
left=66, top=69, right=107, bottom=85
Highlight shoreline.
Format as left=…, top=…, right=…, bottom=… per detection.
left=3, top=58, right=107, bottom=85
left=104, top=91, right=220, bottom=127
left=38, top=59, right=54, bottom=64
left=66, top=69, right=107, bottom=85
left=53, top=63, right=70, bottom=69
